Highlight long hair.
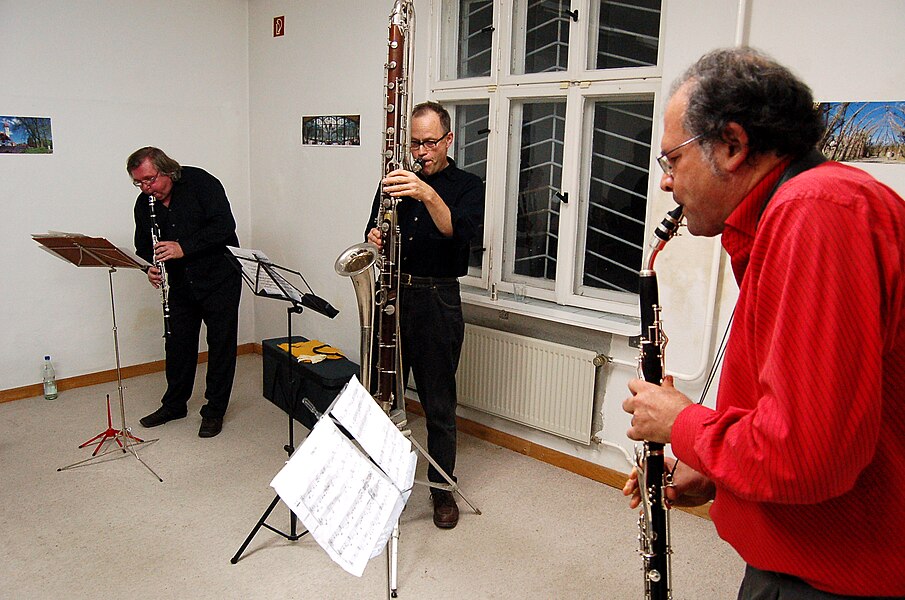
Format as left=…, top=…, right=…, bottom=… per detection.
left=673, top=47, right=824, bottom=159
left=126, top=146, right=183, bottom=181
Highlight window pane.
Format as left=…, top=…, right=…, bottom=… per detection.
left=513, top=101, right=566, bottom=281
left=513, top=0, right=570, bottom=75
left=592, top=0, right=661, bottom=70
left=452, top=103, right=490, bottom=274
left=581, top=99, right=653, bottom=293
left=458, top=0, right=493, bottom=78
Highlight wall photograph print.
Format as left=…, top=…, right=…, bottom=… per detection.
left=818, top=102, right=905, bottom=164
left=301, top=115, right=361, bottom=146
left=1, top=116, right=53, bottom=154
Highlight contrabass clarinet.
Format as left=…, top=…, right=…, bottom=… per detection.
left=148, top=195, right=172, bottom=338
left=635, top=205, right=683, bottom=600
left=335, top=0, right=419, bottom=413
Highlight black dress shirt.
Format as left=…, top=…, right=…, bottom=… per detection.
left=366, top=158, right=484, bottom=278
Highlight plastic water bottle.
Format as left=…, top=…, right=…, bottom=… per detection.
left=42, top=355, right=58, bottom=400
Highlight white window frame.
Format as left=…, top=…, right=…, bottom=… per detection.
left=429, top=0, right=666, bottom=330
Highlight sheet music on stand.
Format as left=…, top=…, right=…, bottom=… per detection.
left=227, top=246, right=338, bottom=318
left=270, top=376, right=417, bottom=577
left=228, top=246, right=303, bottom=304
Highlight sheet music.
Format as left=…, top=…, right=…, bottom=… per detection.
left=270, top=416, right=411, bottom=577
left=270, top=375, right=417, bottom=577
left=227, top=246, right=303, bottom=303
left=329, top=376, right=417, bottom=491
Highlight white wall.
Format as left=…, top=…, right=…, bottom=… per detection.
left=246, top=0, right=394, bottom=354
left=0, top=1, right=252, bottom=387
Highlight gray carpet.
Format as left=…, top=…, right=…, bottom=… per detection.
left=0, top=354, right=744, bottom=599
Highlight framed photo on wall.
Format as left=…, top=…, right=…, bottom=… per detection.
left=301, top=115, right=360, bottom=146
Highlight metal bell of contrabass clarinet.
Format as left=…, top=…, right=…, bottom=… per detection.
left=635, top=205, right=683, bottom=600
left=335, top=0, right=419, bottom=414
left=148, top=195, right=172, bottom=338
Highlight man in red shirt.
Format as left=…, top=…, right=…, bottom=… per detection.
left=622, top=47, right=905, bottom=598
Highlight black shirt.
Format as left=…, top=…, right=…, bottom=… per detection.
left=366, top=158, right=484, bottom=278
left=133, top=166, right=240, bottom=296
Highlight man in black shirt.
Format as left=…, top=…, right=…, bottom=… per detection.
left=128, top=147, right=241, bottom=438
left=366, top=102, right=484, bottom=528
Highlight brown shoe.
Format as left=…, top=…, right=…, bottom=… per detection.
left=431, top=490, right=459, bottom=529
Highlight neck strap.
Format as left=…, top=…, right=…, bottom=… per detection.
left=759, top=149, right=828, bottom=222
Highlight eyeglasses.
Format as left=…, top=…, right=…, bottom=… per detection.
left=132, top=172, right=161, bottom=188
left=410, top=132, right=450, bottom=151
left=656, top=133, right=705, bottom=176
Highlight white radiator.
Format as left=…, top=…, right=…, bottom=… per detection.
left=456, top=324, right=598, bottom=443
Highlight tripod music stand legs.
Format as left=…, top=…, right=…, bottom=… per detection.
left=56, top=268, right=162, bottom=482
left=384, top=419, right=482, bottom=598
left=77, top=394, right=145, bottom=456
left=230, top=490, right=308, bottom=564
left=231, top=306, right=309, bottom=564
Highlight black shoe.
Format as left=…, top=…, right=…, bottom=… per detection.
left=139, top=407, right=187, bottom=428
left=430, top=490, right=459, bottom=529
left=198, top=416, right=223, bottom=438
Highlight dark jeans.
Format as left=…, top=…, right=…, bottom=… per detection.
left=160, top=275, right=241, bottom=419
left=738, top=565, right=903, bottom=600
left=399, top=279, right=465, bottom=488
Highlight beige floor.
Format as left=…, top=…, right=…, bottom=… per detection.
left=0, top=354, right=744, bottom=599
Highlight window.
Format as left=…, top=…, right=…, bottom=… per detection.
left=507, top=99, right=566, bottom=286
left=437, top=0, right=663, bottom=320
left=452, top=102, right=491, bottom=275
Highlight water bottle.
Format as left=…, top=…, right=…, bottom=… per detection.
left=43, top=355, right=58, bottom=400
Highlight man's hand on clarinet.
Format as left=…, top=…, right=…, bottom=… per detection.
left=623, top=375, right=691, bottom=443
left=623, top=460, right=716, bottom=509
left=147, top=266, right=163, bottom=289
left=153, top=240, right=184, bottom=262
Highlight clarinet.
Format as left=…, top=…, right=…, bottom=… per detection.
left=635, top=205, right=683, bottom=600
left=148, top=195, right=172, bottom=338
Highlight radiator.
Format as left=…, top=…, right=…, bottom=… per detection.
left=455, top=324, right=598, bottom=443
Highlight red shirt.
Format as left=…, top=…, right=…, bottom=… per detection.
left=671, top=160, right=905, bottom=596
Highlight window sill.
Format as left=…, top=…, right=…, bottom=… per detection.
left=461, top=286, right=640, bottom=337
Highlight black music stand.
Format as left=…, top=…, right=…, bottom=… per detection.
left=228, top=247, right=338, bottom=564
left=32, top=232, right=162, bottom=481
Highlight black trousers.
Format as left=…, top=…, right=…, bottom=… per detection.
left=159, top=275, right=241, bottom=419
left=738, top=565, right=903, bottom=600
left=399, top=280, right=464, bottom=488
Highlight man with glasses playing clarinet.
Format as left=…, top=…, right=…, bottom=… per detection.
left=622, top=48, right=905, bottom=598
left=366, top=101, right=484, bottom=529
left=128, top=146, right=242, bottom=439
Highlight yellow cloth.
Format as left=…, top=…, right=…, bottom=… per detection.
left=277, top=340, right=345, bottom=363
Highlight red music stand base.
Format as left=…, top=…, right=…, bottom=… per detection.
left=78, top=394, right=145, bottom=456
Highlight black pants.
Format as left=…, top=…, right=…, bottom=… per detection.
left=160, top=275, right=241, bottom=419
left=399, top=280, right=464, bottom=488
left=738, top=565, right=903, bottom=600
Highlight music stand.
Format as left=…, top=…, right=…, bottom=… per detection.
left=32, top=232, right=162, bottom=481
left=227, top=247, right=337, bottom=563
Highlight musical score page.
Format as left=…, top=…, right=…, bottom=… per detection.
left=328, top=376, right=416, bottom=491
left=227, top=246, right=303, bottom=303
left=270, top=376, right=416, bottom=577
